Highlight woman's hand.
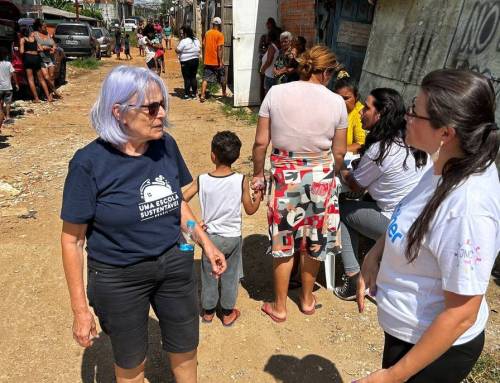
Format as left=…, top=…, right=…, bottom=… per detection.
left=354, top=368, right=401, bottom=383
left=202, top=240, right=227, bottom=278
left=251, top=176, right=266, bottom=191
left=73, top=309, right=98, bottom=348
left=356, top=237, right=385, bottom=313
left=356, top=253, right=380, bottom=313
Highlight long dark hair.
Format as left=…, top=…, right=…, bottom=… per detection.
left=406, top=69, right=499, bottom=262
left=361, top=88, right=427, bottom=169
left=182, top=25, right=195, bottom=41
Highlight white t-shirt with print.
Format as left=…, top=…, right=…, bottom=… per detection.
left=176, top=37, right=201, bottom=62
left=353, top=141, right=430, bottom=218
left=0, top=61, right=15, bottom=91
left=377, top=164, right=500, bottom=345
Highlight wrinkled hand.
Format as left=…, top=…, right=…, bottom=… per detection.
left=202, top=241, right=227, bottom=278
left=356, top=253, right=380, bottom=313
left=73, top=310, right=98, bottom=348
left=354, top=368, right=400, bottom=383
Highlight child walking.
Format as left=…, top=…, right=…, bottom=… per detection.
left=124, top=33, right=132, bottom=60
left=183, top=131, right=262, bottom=326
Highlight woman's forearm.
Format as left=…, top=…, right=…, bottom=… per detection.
left=61, top=243, right=88, bottom=314
left=180, top=201, right=210, bottom=248
left=252, top=143, right=267, bottom=177
left=388, top=310, right=477, bottom=382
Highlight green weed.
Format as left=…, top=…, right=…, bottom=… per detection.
left=68, top=57, right=102, bottom=70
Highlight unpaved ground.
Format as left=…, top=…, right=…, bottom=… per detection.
left=0, top=47, right=498, bottom=383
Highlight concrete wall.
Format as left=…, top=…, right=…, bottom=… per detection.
left=359, top=0, right=500, bottom=121
left=279, top=0, right=316, bottom=46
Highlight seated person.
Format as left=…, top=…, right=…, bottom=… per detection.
left=334, top=77, right=366, bottom=154
left=335, top=88, right=429, bottom=300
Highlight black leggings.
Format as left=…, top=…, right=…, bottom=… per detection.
left=382, top=331, right=484, bottom=382
left=180, top=58, right=199, bottom=97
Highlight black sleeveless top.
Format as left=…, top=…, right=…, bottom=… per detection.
left=24, top=38, right=38, bottom=51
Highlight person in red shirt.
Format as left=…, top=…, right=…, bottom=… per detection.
left=200, top=17, right=226, bottom=102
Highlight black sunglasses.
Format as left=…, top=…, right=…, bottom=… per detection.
left=128, top=101, right=165, bottom=117
left=406, top=97, right=432, bottom=121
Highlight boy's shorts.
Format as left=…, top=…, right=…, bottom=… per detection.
left=203, top=65, right=225, bottom=84
left=0, top=90, right=13, bottom=104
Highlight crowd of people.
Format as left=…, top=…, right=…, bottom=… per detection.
left=57, top=15, right=499, bottom=383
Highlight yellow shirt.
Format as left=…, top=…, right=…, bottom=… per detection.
left=347, top=101, right=366, bottom=146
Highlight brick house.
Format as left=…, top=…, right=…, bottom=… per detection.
left=278, top=0, right=316, bottom=47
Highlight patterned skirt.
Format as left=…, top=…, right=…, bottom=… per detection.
left=267, top=148, right=340, bottom=261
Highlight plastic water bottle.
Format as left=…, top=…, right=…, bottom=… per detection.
left=179, top=220, right=196, bottom=251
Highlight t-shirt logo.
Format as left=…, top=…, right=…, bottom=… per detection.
left=454, top=240, right=482, bottom=270
left=138, top=175, right=180, bottom=221
left=387, top=204, right=404, bottom=243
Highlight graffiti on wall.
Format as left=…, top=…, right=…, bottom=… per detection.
left=448, top=0, right=500, bottom=103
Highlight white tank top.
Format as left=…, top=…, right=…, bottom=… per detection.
left=198, top=173, right=244, bottom=237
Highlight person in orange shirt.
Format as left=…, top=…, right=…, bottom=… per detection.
left=200, top=17, right=226, bottom=102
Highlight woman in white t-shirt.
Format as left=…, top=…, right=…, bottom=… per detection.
left=355, top=69, right=500, bottom=383
left=252, top=46, right=348, bottom=322
left=176, top=25, right=201, bottom=99
left=259, top=29, right=279, bottom=96
left=335, top=88, right=429, bottom=300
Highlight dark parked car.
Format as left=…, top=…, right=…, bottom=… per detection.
left=54, top=22, right=97, bottom=58
left=92, top=27, right=113, bottom=57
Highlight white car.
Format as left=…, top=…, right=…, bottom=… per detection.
left=123, top=19, right=137, bottom=31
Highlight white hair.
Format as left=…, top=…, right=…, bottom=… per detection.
left=90, top=65, right=169, bottom=146
left=280, top=31, right=293, bottom=41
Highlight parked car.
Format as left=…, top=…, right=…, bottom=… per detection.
left=54, top=22, right=97, bottom=58
left=123, top=18, right=137, bottom=31
left=92, top=27, right=113, bottom=57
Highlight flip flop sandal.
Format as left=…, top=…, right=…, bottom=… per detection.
left=201, top=311, right=215, bottom=324
left=199, top=97, right=206, bottom=103
left=299, top=295, right=322, bottom=315
left=261, top=302, right=286, bottom=323
left=222, top=309, right=241, bottom=327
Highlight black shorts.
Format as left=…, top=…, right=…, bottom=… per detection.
left=203, top=65, right=225, bottom=84
left=146, top=59, right=156, bottom=69
left=87, top=245, right=199, bottom=369
left=382, top=331, right=484, bottom=382
left=23, top=54, right=41, bottom=70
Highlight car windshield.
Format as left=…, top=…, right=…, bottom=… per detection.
left=56, top=25, right=88, bottom=36
left=125, top=19, right=135, bottom=24
left=92, top=29, right=103, bottom=38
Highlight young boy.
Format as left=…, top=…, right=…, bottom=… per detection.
left=183, top=131, right=262, bottom=326
left=124, top=33, right=132, bottom=60
left=0, top=47, right=19, bottom=133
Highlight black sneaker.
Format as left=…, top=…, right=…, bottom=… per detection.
left=334, top=273, right=359, bottom=301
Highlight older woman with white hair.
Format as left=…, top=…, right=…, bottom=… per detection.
left=273, top=31, right=294, bottom=84
left=60, top=66, right=226, bottom=383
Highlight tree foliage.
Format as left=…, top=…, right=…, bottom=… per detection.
left=41, top=0, right=103, bottom=21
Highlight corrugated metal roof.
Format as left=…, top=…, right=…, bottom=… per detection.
left=42, top=5, right=96, bottom=21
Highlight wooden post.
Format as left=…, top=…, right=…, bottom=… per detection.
left=75, top=0, right=80, bottom=21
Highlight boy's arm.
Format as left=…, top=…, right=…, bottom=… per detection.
left=10, top=65, right=19, bottom=90
left=182, top=177, right=199, bottom=202
left=242, top=176, right=261, bottom=215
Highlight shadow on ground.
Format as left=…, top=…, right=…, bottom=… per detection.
left=0, top=134, right=11, bottom=150
left=241, top=234, right=274, bottom=302
left=264, top=354, right=343, bottom=383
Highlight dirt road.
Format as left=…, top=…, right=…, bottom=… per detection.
left=0, top=49, right=498, bottom=383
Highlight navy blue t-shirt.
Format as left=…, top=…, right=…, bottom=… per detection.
left=61, top=134, right=192, bottom=266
